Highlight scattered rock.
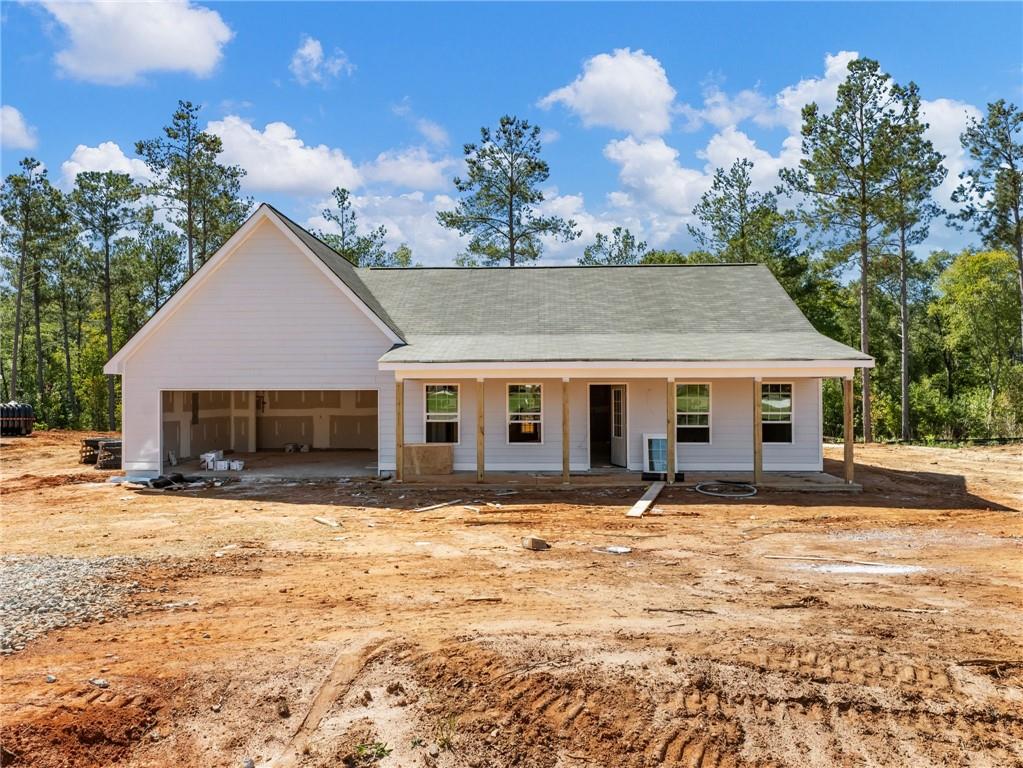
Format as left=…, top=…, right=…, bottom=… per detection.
left=386, top=681, right=405, bottom=696
left=521, top=536, right=550, bottom=551
left=89, top=678, right=109, bottom=689
left=0, top=555, right=143, bottom=653
left=276, top=697, right=290, bottom=718
left=242, top=759, right=255, bottom=768
left=45, top=674, right=56, bottom=683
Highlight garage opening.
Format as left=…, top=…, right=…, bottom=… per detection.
left=160, top=389, right=378, bottom=478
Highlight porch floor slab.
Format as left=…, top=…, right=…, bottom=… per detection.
left=176, top=450, right=378, bottom=480
left=402, top=469, right=860, bottom=492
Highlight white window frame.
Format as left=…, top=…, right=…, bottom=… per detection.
left=612, top=386, right=624, bottom=439
left=506, top=383, right=544, bottom=445
left=423, top=383, right=460, bottom=445
left=643, top=432, right=668, bottom=473
left=761, top=381, right=794, bottom=444
left=675, top=382, right=712, bottom=445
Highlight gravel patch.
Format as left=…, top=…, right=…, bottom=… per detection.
left=0, top=555, right=143, bottom=653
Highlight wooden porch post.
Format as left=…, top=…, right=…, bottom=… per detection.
left=395, top=378, right=404, bottom=482
left=666, top=378, right=676, bottom=484
left=843, top=376, right=855, bottom=484
left=562, top=378, right=570, bottom=484
left=476, top=378, right=485, bottom=482
left=753, top=377, right=763, bottom=485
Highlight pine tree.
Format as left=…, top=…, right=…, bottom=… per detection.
left=137, top=101, right=247, bottom=275
left=883, top=82, right=946, bottom=439
left=438, top=116, right=578, bottom=265
left=71, top=171, right=140, bottom=430
left=578, top=227, right=648, bottom=265
left=781, top=58, right=902, bottom=442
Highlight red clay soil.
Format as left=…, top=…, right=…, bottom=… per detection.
left=1, top=431, right=1020, bottom=767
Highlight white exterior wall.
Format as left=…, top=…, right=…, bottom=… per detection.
left=119, top=220, right=396, bottom=475
left=399, top=376, right=822, bottom=473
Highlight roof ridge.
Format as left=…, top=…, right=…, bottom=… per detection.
left=364, top=262, right=764, bottom=271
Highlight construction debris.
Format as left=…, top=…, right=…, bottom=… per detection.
left=465, top=596, right=502, bottom=603
left=521, top=536, right=550, bottom=551
left=643, top=607, right=715, bottom=615
left=764, top=554, right=892, bottom=567
left=411, top=499, right=462, bottom=513
left=695, top=480, right=757, bottom=498
left=595, top=546, right=632, bottom=555
left=626, top=481, right=665, bottom=518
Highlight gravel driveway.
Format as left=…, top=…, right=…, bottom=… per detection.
left=0, top=555, right=142, bottom=653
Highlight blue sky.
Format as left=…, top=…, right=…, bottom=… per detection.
left=2, top=1, right=1021, bottom=264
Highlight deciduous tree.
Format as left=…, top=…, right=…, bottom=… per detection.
left=952, top=100, right=1023, bottom=355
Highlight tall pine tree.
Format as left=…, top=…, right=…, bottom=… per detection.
left=782, top=58, right=901, bottom=442
left=438, top=116, right=578, bottom=266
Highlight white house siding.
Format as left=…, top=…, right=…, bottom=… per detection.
left=119, top=219, right=396, bottom=475
left=402, top=378, right=587, bottom=472
left=399, top=376, right=822, bottom=473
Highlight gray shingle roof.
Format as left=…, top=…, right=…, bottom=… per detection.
left=258, top=206, right=868, bottom=365
left=356, top=264, right=872, bottom=364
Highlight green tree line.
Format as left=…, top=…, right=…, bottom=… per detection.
left=432, top=63, right=1021, bottom=440
left=3, top=59, right=1022, bottom=441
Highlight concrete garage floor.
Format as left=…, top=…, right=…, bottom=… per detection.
left=177, top=449, right=378, bottom=480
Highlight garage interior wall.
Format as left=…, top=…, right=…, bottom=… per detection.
left=161, top=390, right=378, bottom=459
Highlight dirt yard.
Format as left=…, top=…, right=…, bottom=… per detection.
left=1, top=431, right=1021, bottom=767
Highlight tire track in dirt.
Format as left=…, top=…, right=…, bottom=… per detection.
left=733, top=644, right=953, bottom=692
left=2, top=680, right=166, bottom=768
left=264, top=634, right=392, bottom=768
left=401, top=641, right=1023, bottom=767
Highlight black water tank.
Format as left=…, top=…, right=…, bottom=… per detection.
left=1, top=402, right=35, bottom=436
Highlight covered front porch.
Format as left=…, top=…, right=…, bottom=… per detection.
left=386, top=363, right=860, bottom=490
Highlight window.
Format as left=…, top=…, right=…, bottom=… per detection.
left=507, top=384, right=542, bottom=443
left=425, top=384, right=459, bottom=443
left=644, top=434, right=667, bottom=472
left=761, top=383, right=793, bottom=443
left=676, top=383, right=710, bottom=443
left=612, top=387, right=623, bottom=438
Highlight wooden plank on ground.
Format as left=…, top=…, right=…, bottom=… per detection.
left=626, top=481, right=665, bottom=518
left=411, top=499, right=462, bottom=513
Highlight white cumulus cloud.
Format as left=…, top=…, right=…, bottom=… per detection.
left=539, top=48, right=677, bottom=137
left=60, top=141, right=152, bottom=186
left=679, top=85, right=771, bottom=131
left=208, top=116, right=362, bottom=196
left=1, top=105, right=37, bottom=150
left=920, top=98, right=983, bottom=210
left=289, top=35, right=354, bottom=86
left=603, top=136, right=710, bottom=216
left=306, top=190, right=467, bottom=265
left=42, top=0, right=233, bottom=85
left=757, top=50, right=859, bottom=131
left=364, top=147, right=455, bottom=190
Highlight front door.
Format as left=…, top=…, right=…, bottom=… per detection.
left=610, top=384, right=627, bottom=467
